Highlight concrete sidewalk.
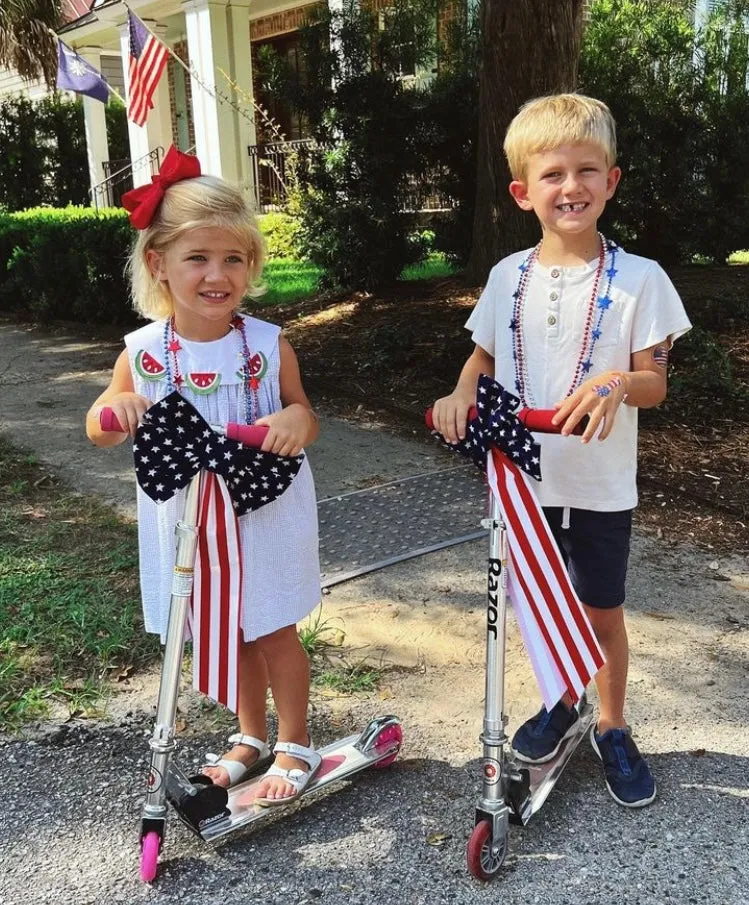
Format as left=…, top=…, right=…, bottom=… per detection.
left=1, top=319, right=748, bottom=905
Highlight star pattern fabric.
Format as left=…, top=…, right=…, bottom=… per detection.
left=133, top=390, right=304, bottom=515
left=431, top=374, right=542, bottom=481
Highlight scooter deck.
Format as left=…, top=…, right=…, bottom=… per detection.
left=199, top=731, right=398, bottom=841
left=509, top=701, right=595, bottom=826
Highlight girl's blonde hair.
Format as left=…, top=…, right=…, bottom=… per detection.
left=504, top=93, right=617, bottom=182
left=128, top=175, right=265, bottom=320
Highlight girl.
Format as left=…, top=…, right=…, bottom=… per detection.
left=86, top=146, right=321, bottom=806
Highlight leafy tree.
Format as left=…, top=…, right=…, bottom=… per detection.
left=0, top=0, right=62, bottom=88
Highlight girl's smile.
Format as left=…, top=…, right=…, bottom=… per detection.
left=147, top=226, right=251, bottom=340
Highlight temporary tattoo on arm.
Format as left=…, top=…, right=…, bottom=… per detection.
left=653, top=345, right=670, bottom=369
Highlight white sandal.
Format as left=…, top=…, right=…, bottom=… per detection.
left=201, top=733, right=270, bottom=787
left=253, top=740, right=322, bottom=808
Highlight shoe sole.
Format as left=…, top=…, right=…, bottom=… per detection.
left=512, top=716, right=581, bottom=765
left=589, top=727, right=657, bottom=808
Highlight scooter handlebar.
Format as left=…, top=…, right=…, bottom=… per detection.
left=425, top=406, right=584, bottom=436
left=99, top=409, right=270, bottom=449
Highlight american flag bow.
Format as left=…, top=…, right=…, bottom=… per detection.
left=431, top=374, right=604, bottom=707
left=133, top=392, right=305, bottom=712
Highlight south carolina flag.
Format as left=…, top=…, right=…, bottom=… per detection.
left=56, top=41, right=110, bottom=103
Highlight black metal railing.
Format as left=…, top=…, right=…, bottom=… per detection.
left=248, top=139, right=316, bottom=212
left=91, top=147, right=164, bottom=209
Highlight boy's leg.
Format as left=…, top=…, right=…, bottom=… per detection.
left=252, top=623, right=313, bottom=801
left=583, top=602, right=628, bottom=732
left=202, top=640, right=270, bottom=786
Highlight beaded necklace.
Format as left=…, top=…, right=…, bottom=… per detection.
left=510, top=233, right=618, bottom=408
left=161, top=313, right=261, bottom=424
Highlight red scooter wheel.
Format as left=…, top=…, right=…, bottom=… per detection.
left=371, top=723, right=403, bottom=769
left=140, top=831, right=161, bottom=883
left=466, top=820, right=507, bottom=880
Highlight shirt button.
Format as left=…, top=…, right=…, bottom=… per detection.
left=550, top=268, right=560, bottom=278
left=549, top=291, right=559, bottom=301
left=547, top=315, right=557, bottom=326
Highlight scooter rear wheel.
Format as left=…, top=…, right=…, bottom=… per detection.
left=140, top=831, right=161, bottom=883
left=371, top=723, right=403, bottom=769
left=467, top=821, right=507, bottom=880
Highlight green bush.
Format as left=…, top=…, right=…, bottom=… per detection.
left=257, top=212, right=302, bottom=259
left=0, top=207, right=311, bottom=324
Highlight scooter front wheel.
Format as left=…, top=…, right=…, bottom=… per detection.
left=140, top=831, right=161, bottom=883
left=467, top=820, right=507, bottom=880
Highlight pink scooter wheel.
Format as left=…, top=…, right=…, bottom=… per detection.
left=140, top=831, right=161, bottom=883
left=371, top=723, right=403, bottom=769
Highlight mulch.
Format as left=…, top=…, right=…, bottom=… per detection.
left=253, top=264, right=749, bottom=556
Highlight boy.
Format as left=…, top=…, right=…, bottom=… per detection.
left=432, top=94, right=691, bottom=807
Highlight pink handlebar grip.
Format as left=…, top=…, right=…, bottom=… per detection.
left=100, top=408, right=125, bottom=432
left=225, top=422, right=270, bottom=448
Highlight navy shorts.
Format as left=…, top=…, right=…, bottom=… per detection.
left=542, top=508, right=633, bottom=609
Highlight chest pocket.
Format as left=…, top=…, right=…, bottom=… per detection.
left=575, top=297, right=624, bottom=351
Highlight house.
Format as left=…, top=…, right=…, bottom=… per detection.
left=1, top=0, right=452, bottom=209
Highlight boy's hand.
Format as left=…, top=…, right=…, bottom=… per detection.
left=432, top=391, right=474, bottom=443
left=91, top=392, right=151, bottom=438
left=552, top=372, right=628, bottom=443
left=256, top=404, right=315, bottom=457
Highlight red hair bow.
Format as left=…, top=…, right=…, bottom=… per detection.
left=122, top=145, right=201, bottom=229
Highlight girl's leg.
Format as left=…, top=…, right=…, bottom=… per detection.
left=252, top=624, right=312, bottom=801
left=202, top=639, right=270, bottom=786
left=583, top=603, right=628, bottom=732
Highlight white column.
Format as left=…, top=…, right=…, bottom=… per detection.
left=78, top=46, right=111, bottom=202
left=118, top=19, right=172, bottom=187
left=182, top=0, right=255, bottom=193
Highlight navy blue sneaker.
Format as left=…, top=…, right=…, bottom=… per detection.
left=511, top=701, right=580, bottom=764
left=590, top=725, right=657, bottom=808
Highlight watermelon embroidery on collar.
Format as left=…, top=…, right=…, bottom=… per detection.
left=237, top=351, right=268, bottom=385
left=134, top=350, right=166, bottom=381
left=186, top=372, right=222, bottom=395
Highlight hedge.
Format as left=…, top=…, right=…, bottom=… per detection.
left=0, top=208, right=304, bottom=325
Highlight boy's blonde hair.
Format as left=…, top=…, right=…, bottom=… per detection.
left=504, top=93, right=617, bottom=182
left=129, top=175, right=265, bottom=320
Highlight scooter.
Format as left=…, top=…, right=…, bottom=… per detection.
left=101, top=408, right=402, bottom=883
left=426, top=404, right=594, bottom=881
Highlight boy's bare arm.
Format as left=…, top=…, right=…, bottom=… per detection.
left=552, top=341, right=670, bottom=443
left=432, top=344, right=495, bottom=442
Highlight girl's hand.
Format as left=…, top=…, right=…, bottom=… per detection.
left=432, top=390, right=475, bottom=443
left=552, top=371, right=628, bottom=443
left=256, top=404, right=316, bottom=457
left=91, top=392, right=151, bottom=438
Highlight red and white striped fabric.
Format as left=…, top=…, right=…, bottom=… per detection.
left=187, top=472, right=242, bottom=713
left=127, top=11, right=169, bottom=127
left=486, top=448, right=605, bottom=709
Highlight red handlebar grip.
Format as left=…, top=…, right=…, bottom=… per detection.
left=225, top=423, right=270, bottom=448
left=425, top=406, right=583, bottom=436
left=100, top=408, right=125, bottom=433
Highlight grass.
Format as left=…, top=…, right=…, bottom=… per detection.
left=0, top=444, right=380, bottom=728
left=0, top=439, right=159, bottom=728
left=259, top=253, right=458, bottom=307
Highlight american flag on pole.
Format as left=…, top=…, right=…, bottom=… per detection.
left=431, top=375, right=605, bottom=710
left=127, top=10, right=169, bottom=126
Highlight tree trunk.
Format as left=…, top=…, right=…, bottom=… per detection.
left=464, top=0, right=585, bottom=285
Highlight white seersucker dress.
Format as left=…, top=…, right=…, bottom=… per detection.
left=124, top=313, right=320, bottom=642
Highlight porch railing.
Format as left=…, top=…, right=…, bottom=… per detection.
left=248, top=139, right=454, bottom=213
left=90, top=147, right=164, bottom=210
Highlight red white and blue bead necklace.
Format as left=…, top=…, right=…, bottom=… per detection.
left=161, top=313, right=262, bottom=424
left=509, top=232, right=619, bottom=408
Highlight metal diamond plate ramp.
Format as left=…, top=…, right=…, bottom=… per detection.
left=318, top=464, right=488, bottom=588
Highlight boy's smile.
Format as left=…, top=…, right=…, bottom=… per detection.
left=510, top=142, right=621, bottom=257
